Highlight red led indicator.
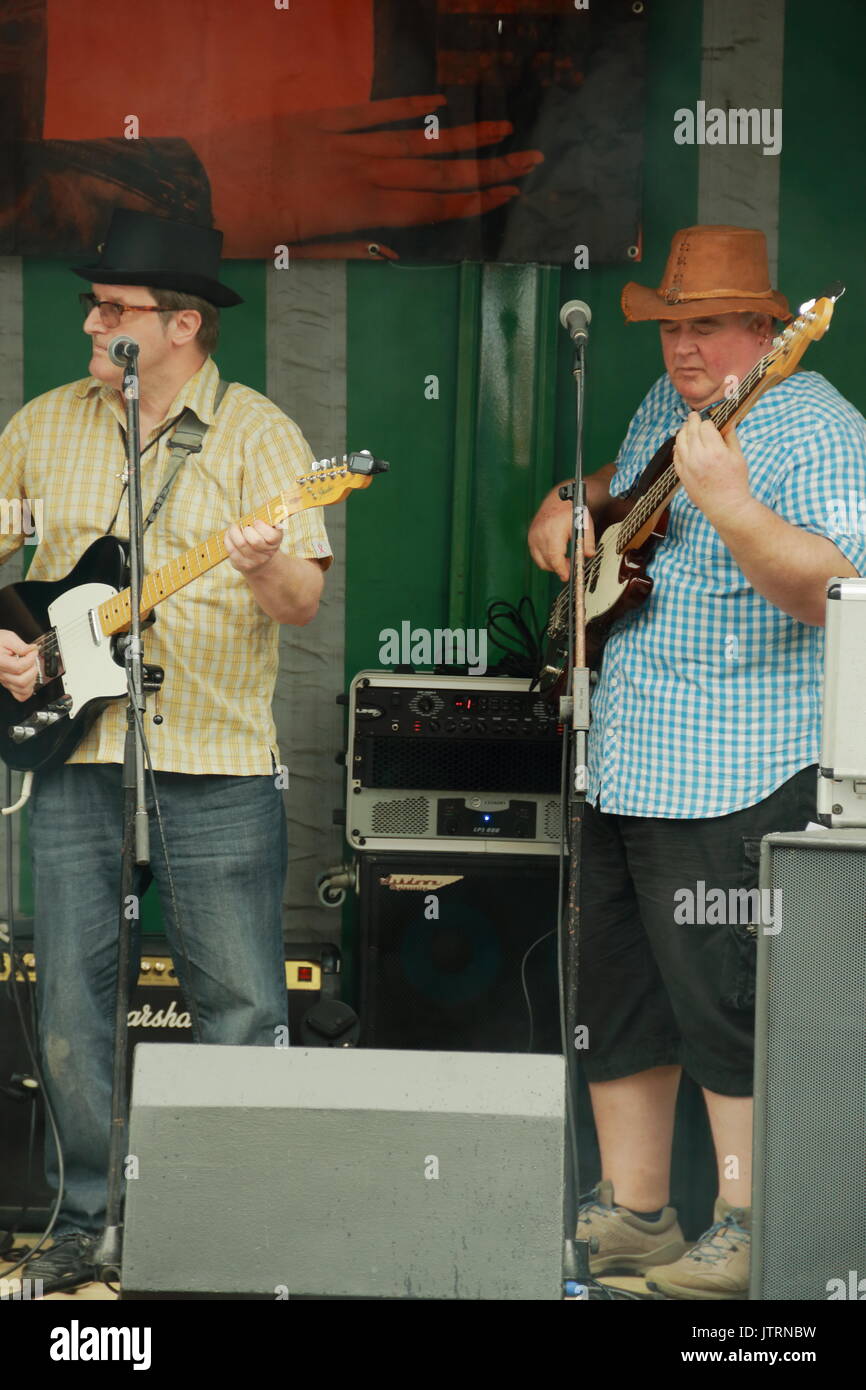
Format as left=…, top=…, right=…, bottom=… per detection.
left=298, top=966, right=313, bottom=982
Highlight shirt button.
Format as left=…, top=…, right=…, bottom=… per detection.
left=606, top=728, right=616, bottom=739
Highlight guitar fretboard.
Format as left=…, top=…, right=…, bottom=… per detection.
left=98, top=490, right=301, bottom=636
left=615, top=350, right=774, bottom=554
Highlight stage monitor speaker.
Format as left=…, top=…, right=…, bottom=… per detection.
left=751, top=830, right=866, bottom=1300
left=358, top=851, right=560, bottom=1053
left=122, top=1044, right=565, bottom=1300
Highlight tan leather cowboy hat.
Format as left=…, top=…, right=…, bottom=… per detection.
left=621, top=225, right=791, bottom=323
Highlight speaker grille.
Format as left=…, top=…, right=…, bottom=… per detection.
left=360, top=853, right=560, bottom=1053
left=370, top=796, right=430, bottom=835
left=756, top=843, right=866, bottom=1299
left=360, top=736, right=561, bottom=793
left=543, top=799, right=561, bottom=840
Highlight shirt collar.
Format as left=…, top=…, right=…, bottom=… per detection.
left=670, top=382, right=725, bottom=421
left=73, top=356, right=220, bottom=429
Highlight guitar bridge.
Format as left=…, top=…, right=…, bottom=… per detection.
left=35, top=632, right=64, bottom=686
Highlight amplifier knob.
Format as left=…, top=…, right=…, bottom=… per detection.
left=429, top=718, right=440, bottom=732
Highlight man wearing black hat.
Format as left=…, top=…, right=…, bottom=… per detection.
left=0, top=210, right=333, bottom=1291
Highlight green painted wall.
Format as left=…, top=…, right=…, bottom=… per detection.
left=345, top=0, right=703, bottom=677
left=778, top=0, right=866, bottom=404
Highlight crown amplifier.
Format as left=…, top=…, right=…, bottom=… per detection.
left=345, top=671, right=564, bottom=854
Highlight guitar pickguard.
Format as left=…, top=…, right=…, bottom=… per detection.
left=48, top=583, right=127, bottom=716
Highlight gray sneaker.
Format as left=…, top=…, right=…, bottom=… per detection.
left=576, top=1180, right=688, bottom=1275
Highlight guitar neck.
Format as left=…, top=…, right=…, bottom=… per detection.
left=98, top=492, right=302, bottom=636
left=617, top=351, right=778, bottom=551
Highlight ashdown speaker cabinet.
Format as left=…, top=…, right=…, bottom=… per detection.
left=751, top=830, right=866, bottom=1300
left=122, top=1044, right=566, bottom=1299
left=358, top=851, right=560, bottom=1053
left=346, top=671, right=564, bottom=854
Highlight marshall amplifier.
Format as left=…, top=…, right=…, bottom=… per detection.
left=345, top=671, right=564, bottom=854
left=0, top=936, right=343, bottom=1224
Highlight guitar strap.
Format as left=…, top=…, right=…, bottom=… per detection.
left=105, top=377, right=231, bottom=537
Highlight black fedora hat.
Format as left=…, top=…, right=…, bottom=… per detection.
left=73, top=209, right=243, bottom=308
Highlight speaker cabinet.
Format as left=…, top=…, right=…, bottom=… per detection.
left=358, top=852, right=560, bottom=1052
left=751, top=830, right=866, bottom=1300
left=122, top=1044, right=566, bottom=1299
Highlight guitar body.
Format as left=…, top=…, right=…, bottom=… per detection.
left=537, top=440, right=674, bottom=696
left=0, top=536, right=131, bottom=772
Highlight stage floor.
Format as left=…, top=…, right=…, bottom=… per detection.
left=1, top=1237, right=657, bottom=1300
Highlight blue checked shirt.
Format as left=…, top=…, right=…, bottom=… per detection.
left=587, top=370, right=866, bottom=818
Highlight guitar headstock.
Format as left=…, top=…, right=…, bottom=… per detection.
left=764, top=284, right=844, bottom=384
left=271, top=450, right=390, bottom=519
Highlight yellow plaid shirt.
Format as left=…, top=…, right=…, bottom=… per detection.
left=0, top=356, right=332, bottom=774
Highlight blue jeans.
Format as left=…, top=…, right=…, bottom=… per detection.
left=29, top=763, right=289, bottom=1236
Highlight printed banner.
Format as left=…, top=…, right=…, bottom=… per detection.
left=1, top=0, right=647, bottom=264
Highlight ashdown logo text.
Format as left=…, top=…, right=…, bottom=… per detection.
left=50, top=1320, right=152, bottom=1371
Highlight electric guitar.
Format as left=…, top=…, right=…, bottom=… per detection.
left=536, top=284, right=844, bottom=696
left=0, top=451, right=387, bottom=771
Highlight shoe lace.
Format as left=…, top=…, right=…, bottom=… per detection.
left=689, top=1212, right=750, bottom=1265
left=576, top=1188, right=613, bottom=1225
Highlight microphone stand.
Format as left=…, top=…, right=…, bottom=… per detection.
left=93, top=343, right=150, bottom=1279
left=559, top=331, right=592, bottom=1289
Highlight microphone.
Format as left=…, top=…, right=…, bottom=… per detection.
left=559, top=300, right=592, bottom=345
left=107, top=335, right=140, bottom=366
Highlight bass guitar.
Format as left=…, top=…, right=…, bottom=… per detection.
left=536, top=284, right=844, bottom=695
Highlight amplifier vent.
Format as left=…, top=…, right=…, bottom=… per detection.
left=543, top=799, right=561, bottom=840
left=371, top=797, right=430, bottom=835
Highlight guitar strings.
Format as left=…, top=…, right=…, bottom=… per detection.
left=550, top=315, right=808, bottom=619
left=26, top=471, right=344, bottom=667
left=613, top=340, right=781, bottom=553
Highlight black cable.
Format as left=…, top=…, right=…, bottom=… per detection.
left=484, top=596, right=545, bottom=677
left=518, top=928, right=554, bottom=1054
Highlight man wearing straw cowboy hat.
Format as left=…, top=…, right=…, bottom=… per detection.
left=529, top=224, right=866, bottom=1298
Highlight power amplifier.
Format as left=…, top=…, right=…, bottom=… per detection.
left=345, top=671, right=565, bottom=854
